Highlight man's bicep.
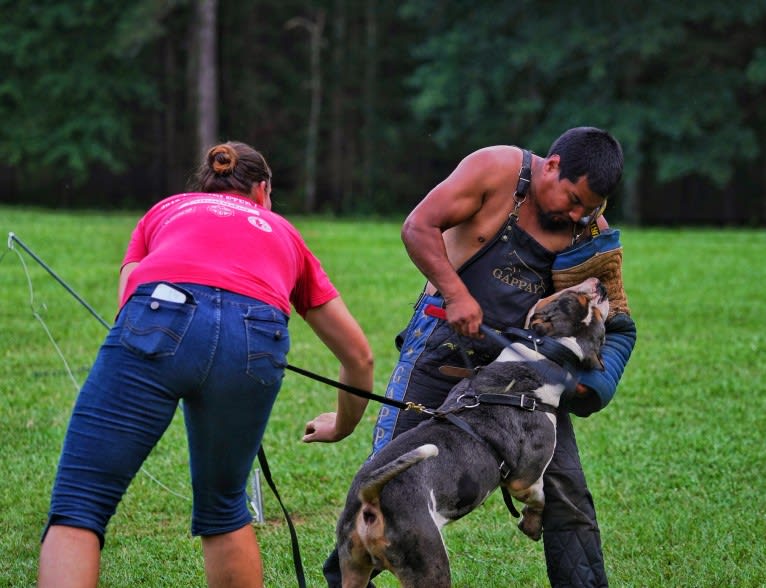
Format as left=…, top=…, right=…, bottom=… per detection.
left=411, top=150, right=504, bottom=230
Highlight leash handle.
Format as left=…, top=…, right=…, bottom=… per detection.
left=424, top=304, right=446, bottom=319
left=424, top=304, right=512, bottom=350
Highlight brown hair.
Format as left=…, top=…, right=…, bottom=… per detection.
left=189, top=141, right=272, bottom=196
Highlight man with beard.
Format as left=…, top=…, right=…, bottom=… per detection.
left=313, top=127, right=637, bottom=587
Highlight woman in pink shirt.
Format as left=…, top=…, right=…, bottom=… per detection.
left=38, top=141, right=373, bottom=588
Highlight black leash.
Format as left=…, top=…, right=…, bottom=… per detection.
left=285, top=363, right=430, bottom=414
left=256, top=448, right=306, bottom=588
left=8, top=232, right=435, bottom=588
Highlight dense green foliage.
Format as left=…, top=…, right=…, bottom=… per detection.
left=1, top=1, right=765, bottom=220
left=405, top=1, right=766, bottom=182
left=2, top=207, right=765, bottom=586
left=0, top=2, right=166, bottom=179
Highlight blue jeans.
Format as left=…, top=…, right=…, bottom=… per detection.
left=43, top=282, right=290, bottom=546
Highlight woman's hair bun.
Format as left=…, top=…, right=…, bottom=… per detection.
left=208, top=144, right=238, bottom=176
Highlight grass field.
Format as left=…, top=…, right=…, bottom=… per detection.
left=1, top=205, right=765, bottom=587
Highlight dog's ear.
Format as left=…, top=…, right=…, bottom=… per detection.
left=581, top=350, right=605, bottom=371
left=529, top=315, right=554, bottom=336
left=579, top=325, right=606, bottom=371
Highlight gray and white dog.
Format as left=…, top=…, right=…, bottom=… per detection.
left=335, top=277, right=609, bottom=588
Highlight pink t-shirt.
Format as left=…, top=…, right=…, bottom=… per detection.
left=120, top=192, right=338, bottom=316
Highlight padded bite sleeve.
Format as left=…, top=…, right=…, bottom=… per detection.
left=565, top=313, right=637, bottom=417
left=552, top=229, right=630, bottom=319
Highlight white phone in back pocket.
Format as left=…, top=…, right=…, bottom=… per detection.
left=151, top=283, right=187, bottom=303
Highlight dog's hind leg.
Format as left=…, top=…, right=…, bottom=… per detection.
left=390, top=521, right=451, bottom=588
left=509, top=476, right=546, bottom=541
left=338, top=532, right=376, bottom=588
left=339, top=561, right=374, bottom=588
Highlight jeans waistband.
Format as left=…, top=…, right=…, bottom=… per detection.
left=132, top=282, right=289, bottom=322
left=414, top=292, right=444, bottom=312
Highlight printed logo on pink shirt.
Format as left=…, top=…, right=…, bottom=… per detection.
left=248, top=216, right=272, bottom=232
left=207, top=204, right=235, bottom=217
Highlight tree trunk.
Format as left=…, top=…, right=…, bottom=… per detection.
left=362, top=0, right=377, bottom=205
left=288, top=12, right=325, bottom=213
left=330, top=0, right=346, bottom=211
left=196, top=0, right=218, bottom=156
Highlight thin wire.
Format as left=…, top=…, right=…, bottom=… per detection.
left=5, top=235, right=190, bottom=501
left=9, top=233, right=111, bottom=329
left=10, top=244, right=81, bottom=390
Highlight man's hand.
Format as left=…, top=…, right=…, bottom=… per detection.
left=444, top=292, right=484, bottom=338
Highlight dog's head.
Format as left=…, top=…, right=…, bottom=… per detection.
left=524, top=277, right=608, bottom=370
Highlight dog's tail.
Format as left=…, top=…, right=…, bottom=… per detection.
left=358, top=444, right=438, bottom=504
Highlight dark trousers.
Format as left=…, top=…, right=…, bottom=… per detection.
left=539, top=411, right=608, bottom=587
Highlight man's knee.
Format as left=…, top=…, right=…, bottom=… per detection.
left=543, top=468, right=598, bottom=531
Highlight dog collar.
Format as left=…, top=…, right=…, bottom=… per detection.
left=471, top=392, right=557, bottom=414
left=500, top=327, right=582, bottom=372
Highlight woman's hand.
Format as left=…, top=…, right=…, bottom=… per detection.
left=303, top=411, right=343, bottom=443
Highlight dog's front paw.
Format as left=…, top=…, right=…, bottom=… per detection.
left=518, top=508, right=543, bottom=541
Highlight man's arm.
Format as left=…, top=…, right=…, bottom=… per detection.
left=552, top=225, right=636, bottom=416
left=566, top=313, right=637, bottom=417
left=401, top=147, right=518, bottom=337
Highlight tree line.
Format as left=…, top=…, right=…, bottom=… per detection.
left=2, top=0, right=765, bottom=225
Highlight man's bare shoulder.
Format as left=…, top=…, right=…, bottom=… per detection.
left=439, top=146, right=526, bottom=269
left=463, top=145, right=521, bottom=170
left=444, top=145, right=521, bottom=195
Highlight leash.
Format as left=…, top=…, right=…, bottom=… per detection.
left=255, top=448, right=306, bottom=588
left=5, top=232, right=427, bottom=418
left=423, top=304, right=579, bottom=393
left=285, top=363, right=431, bottom=414
left=8, top=232, right=438, bottom=587
left=423, top=304, right=578, bottom=368
left=8, top=231, right=565, bottom=579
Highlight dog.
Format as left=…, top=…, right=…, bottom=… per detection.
left=335, top=277, right=609, bottom=588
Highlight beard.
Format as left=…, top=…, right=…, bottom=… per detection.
left=537, top=209, right=573, bottom=231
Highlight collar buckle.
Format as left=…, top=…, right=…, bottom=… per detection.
left=518, top=394, right=537, bottom=411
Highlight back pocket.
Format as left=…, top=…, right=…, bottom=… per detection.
left=245, top=307, right=289, bottom=386
left=120, top=295, right=196, bottom=358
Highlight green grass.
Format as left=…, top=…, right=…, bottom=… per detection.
left=1, top=206, right=765, bottom=587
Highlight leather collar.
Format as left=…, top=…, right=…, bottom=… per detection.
left=501, top=326, right=582, bottom=372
